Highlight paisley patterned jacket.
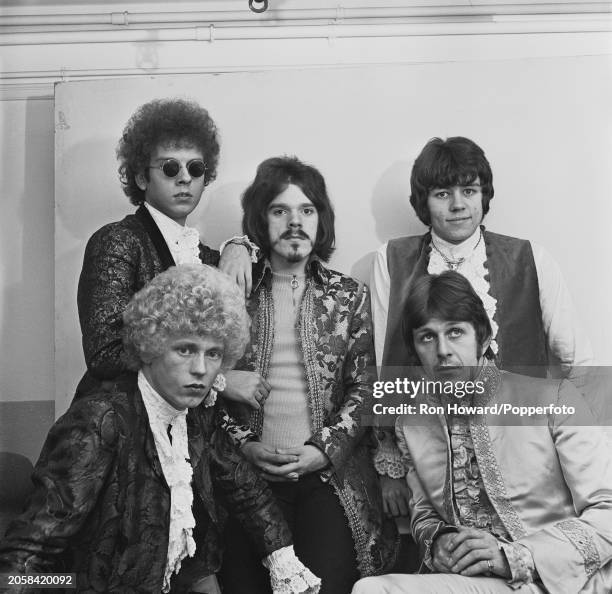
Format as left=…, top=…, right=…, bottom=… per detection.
left=396, top=364, right=612, bottom=594
left=224, top=259, right=399, bottom=577
left=76, top=206, right=219, bottom=395
left=0, top=374, right=291, bottom=593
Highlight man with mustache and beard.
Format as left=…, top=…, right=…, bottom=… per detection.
left=217, top=156, right=398, bottom=594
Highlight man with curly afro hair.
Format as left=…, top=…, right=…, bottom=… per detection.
left=76, top=98, right=263, bottom=402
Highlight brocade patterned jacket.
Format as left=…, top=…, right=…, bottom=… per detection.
left=396, top=364, right=612, bottom=594
left=76, top=206, right=219, bottom=394
left=0, top=374, right=291, bottom=593
left=224, top=259, right=399, bottom=578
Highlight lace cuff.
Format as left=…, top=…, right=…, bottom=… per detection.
left=373, top=427, right=407, bottom=478
left=500, top=541, right=536, bottom=589
left=263, top=545, right=321, bottom=594
left=373, top=453, right=407, bottom=478
left=219, top=235, right=260, bottom=263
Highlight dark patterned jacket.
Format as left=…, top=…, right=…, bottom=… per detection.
left=225, top=260, right=399, bottom=577
left=0, top=374, right=291, bottom=593
left=76, top=206, right=219, bottom=394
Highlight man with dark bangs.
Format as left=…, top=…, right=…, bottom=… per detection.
left=370, top=136, right=592, bottom=518
left=353, top=271, right=612, bottom=594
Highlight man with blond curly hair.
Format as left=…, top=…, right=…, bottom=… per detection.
left=0, top=265, right=320, bottom=594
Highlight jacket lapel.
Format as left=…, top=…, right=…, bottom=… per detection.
left=135, top=205, right=176, bottom=270
left=187, top=408, right=218, bottom=523
left=130, top=384, right=168, bottom=485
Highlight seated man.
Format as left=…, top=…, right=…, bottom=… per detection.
left=354, top=271, right=612, bottom=593
left=77, top=97, right=260, bottom=402
left=0, top=264, right=319, bottom=594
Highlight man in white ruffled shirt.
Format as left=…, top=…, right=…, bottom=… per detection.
left=76, top=98, right=264, bottom=403
left=370, top=136, right=593, bottom=518
left=0, top=264, right=321, bottom=594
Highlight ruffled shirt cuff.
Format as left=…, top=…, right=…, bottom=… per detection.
left=219, top=235, right=261, bottom=263
left=263, top=545, right=321, bottom=593
left=373, top=429, right=407, bottom=478
left=373, top=451, right=407, bottom=478
left=500, top=541, right=537, bottom=589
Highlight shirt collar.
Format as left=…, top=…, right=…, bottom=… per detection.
left=144, top=202, right=199, bottom=246
left=431, top=225, right=483, bottom=258
left=138, top=370, right=187, bottom=428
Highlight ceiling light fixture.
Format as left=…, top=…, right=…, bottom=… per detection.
left=249, top=0, right=268, bottom=13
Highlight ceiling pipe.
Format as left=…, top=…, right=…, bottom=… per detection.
left=1, top=18, right=611, bottom=46
left=1, top=4, right=611, bottom=28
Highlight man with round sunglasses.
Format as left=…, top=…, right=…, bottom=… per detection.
left=76, top=98, right=262, bottom=401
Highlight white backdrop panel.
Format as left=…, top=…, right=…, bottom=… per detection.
left=55, top=57, right=612, bottom=413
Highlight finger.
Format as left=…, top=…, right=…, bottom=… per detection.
left=459, top=559, right=491, bottom=577
left=387, top=497, right=400, bottom=518
left=451, top=548, right=488, bottom=573
left=260, top=377, right=272, bottom=393
left=397, top=494, right=410, bottom=517
left=450, top=538, right=489, bottom=563
left=258, top=452, right=299, bottom=465
left=275, top=447, right=301, bottom=456
left=262, top=472, right=299, bottom=482
left=244, top=268, right=253, bottom=298
left=231, top=270, right=246, bottom=293
left=447, top=529, right=483, bottom=551
left=248, top=397, right=261, bottom=411
left=261, top=461, right=302, bottom=476
left=432, top=556, right=453, bottom=574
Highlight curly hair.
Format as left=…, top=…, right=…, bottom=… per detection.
left=409, top=137, right=494, bottom=226
left=241, top=156, right=335, bottom=262
left=122, top=264, right=249, bottom=370
left=117, top=98, right=220, bottom=205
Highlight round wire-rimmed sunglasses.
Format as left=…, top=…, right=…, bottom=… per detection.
left=147, top=158, right=207, bottom=179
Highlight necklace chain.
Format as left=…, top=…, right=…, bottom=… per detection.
left=272, top=271, right=305, bottom=309
left=431, top=231, right=483, bottom=271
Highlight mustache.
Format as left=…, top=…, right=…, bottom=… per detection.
left=280, top=230, right=310, bottom=240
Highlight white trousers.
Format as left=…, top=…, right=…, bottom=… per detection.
left=352, top=574, right=544, bottom=594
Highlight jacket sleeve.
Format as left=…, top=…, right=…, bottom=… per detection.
left=77, top=224, right=144, bottom=379
left=0, top=400, right=117, bottom=582
left=516, top=380, right=612, bottom=594
left=209, top=426, right=292, bottom=558
left=395, top=420, right=456, bottom=570
left=216, top=406, right=259, bottom=447
left=306, top=284, right=375, bottom=473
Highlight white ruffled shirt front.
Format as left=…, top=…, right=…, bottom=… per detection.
left=138, top=371, right=196, bottom=593
left=371, top=227, right=593, bottom=377
left=428, top=229, right=499, bottom=355
left=144, top=202, right=201, bottom=265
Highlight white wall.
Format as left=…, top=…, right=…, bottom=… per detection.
left=1, top=16, right=611, bottom=429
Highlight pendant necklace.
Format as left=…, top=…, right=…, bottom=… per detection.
left=431, top=230, right=483, bottom=271
left=272, top=271, right=305, bottom=309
